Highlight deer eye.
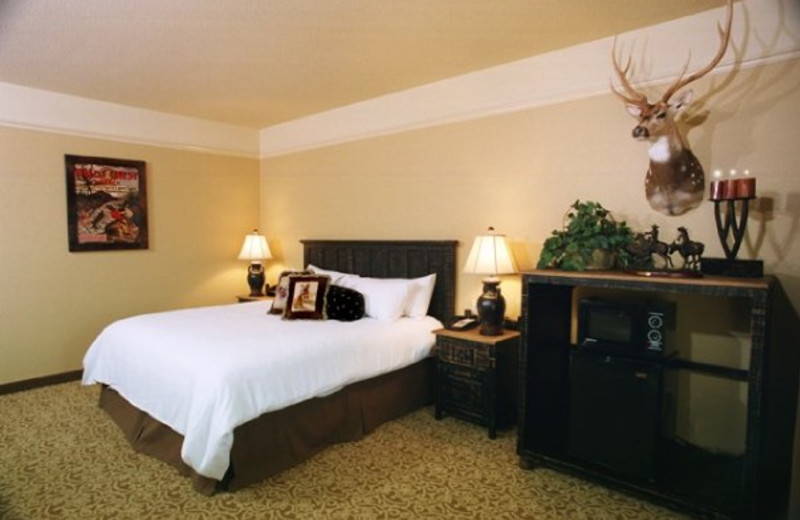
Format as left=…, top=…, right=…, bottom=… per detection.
left=656, top=112, right=667, bottom=120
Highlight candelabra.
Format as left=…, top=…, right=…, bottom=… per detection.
left=714, top=197, right=753, bottom=259
left=704, top=170, right=763, bottom=278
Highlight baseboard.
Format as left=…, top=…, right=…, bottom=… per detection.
left=0, top=370, right=83, bottom=396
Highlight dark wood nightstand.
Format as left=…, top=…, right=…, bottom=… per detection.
left=236, top=295, right=273, bottom=303
left=433, top=327, right=520, bottom=439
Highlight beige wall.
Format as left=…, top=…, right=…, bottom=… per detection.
left=261, top=58, right=800, bottom=517
left=0, top=128, right=259, bottom=385
left=261, top=59, right=800, bottom=315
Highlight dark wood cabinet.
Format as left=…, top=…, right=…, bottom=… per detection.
left=517, top=270, right=798, bottom=519
left=434, top=328, right=519, bottom=438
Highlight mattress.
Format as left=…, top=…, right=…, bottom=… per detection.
left=82, top=301, right=441, bottom=480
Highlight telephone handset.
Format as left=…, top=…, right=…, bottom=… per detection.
left=448, top=316, right=479, bottom=331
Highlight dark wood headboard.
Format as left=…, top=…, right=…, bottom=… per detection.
left=302, top=240, right=457, bottom=323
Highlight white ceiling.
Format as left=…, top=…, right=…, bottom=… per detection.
left=0, top=0, right=727, bottom=129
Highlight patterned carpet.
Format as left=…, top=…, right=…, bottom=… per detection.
left=0, top=383, right=689, bottom=520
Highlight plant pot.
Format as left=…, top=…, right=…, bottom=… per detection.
left=586, top=249, right=615, bottom=270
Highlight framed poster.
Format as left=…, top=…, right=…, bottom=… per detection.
left=65, top=154, right=149, bottom=252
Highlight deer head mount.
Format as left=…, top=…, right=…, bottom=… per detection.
left=612, top=0, right=733, bottom=216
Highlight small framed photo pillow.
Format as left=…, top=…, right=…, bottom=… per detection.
left=269, top=270, right=311, bottom=315
left=283, top=274, right=330, bottom=320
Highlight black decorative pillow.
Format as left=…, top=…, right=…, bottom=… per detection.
left=283, top=274, right=331, bottom=320
left=269, top=270, right=309, bottom=315
left=325, top=285, right=366, bottom=322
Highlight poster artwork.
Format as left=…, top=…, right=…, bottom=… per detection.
left=65, top=155, right=148, bottom=252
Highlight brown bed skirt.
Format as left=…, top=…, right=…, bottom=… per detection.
left=98, top=357, right=435, bottom=495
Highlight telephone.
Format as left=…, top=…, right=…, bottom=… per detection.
left=448, top=316, right=479, bottom=331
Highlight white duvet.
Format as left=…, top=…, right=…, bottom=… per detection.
left=82, top=301, right=441, bottom=480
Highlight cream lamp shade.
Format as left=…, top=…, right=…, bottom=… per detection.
left=238, top=230, right=272, bottom=261
left=464, top=227, right=517, bottom=336
left=463, top=228, right=518, bottom=280
left=238, top=230, right=272, bottom=297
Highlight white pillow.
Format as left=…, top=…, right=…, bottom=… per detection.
left=352, top=277, right=412, bottom=321
left=307, top=264, right=361, bottom=287
left=404, top=273, right=437, bottom=318
left=306, top=267, right=436, bottom=319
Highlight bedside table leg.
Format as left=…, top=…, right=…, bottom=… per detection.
left=487, top=369, right=497, bottom=439
left=435, top=366, right=444, bottom=420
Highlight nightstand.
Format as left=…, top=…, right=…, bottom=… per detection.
left=236, top=295, right=273, bottom=303
left=433, top=327, right=520, bottom=439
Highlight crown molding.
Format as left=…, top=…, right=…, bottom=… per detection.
left=0, top=82, right=260, bottom=158
left=260, top=0, right=800, bottom=158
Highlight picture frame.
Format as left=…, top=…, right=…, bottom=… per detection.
left=65, top=154, right=149, bottom=252
left=269, top=270, right=310, bottom=315
left=283, top=275, right=330, bottom=320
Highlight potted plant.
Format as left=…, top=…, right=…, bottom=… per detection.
left=537, top=200, right=634, bottom=271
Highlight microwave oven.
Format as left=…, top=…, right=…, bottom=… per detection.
left=578, top=298, right=676, bottom=359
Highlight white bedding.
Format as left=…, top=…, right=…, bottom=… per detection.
left=82, top=301, right=441, bottom=480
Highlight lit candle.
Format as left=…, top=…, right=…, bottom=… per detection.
left=722, top=169, right=738, bottom=199
left=735, top=169, right=757, bottom=199
left=709, top=169, right=726, bottom=201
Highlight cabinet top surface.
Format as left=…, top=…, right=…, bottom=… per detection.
left=522, top=269, right=774, bottom=294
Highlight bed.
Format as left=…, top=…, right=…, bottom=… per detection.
left=83, top=240, right=457, bottom=494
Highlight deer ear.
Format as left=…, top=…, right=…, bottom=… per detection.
left=672, top=89, right=694, bottom=111
left=626, top=104, right=643, bottom=118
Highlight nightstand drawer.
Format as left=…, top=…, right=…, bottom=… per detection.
left=440, top=365, right=487, bottom=415
left=436, top=339, right=492, bottom=369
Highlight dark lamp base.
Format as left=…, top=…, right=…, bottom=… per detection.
left=247, top=263, right=265, bottom=297
left=476, top=280, right=506, bottom=336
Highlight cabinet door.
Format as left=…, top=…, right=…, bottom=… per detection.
left=568, top=351, right=662, bottom=482
left=519, top=283, right=572, bottom=456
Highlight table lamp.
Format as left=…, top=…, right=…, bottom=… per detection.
left=463, top=227, right=518, bottom=335
left=238, top=229, right=272, bottom=296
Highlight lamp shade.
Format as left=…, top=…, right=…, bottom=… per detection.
left=463, top=228, right=517, bottom=278
left=238, top=230, right=272, bottom=261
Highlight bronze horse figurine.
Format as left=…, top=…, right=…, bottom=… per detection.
left=670, top=226, right=705, bottom=270
left=627, top=225, right=673, bottom=269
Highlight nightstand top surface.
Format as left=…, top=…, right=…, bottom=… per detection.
left=237, top=294, right=275, bottom=302
left=434, top=327, right=519, bottom=344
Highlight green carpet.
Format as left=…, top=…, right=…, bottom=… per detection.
left=0, top=383, right=687, bottom=519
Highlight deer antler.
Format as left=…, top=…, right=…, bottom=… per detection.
left=660, top=0, right=733, bottom=103
left=610, top=38, right=649, bottom=109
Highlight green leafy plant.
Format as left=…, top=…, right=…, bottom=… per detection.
left=537, top=200, right=634, bottom=271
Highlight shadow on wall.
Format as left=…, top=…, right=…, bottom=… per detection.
left=692, top=0, right=800, bottom=159
left=509, top=240, right=539, bottom=272
left=749, top=193, right=800, bottom=270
